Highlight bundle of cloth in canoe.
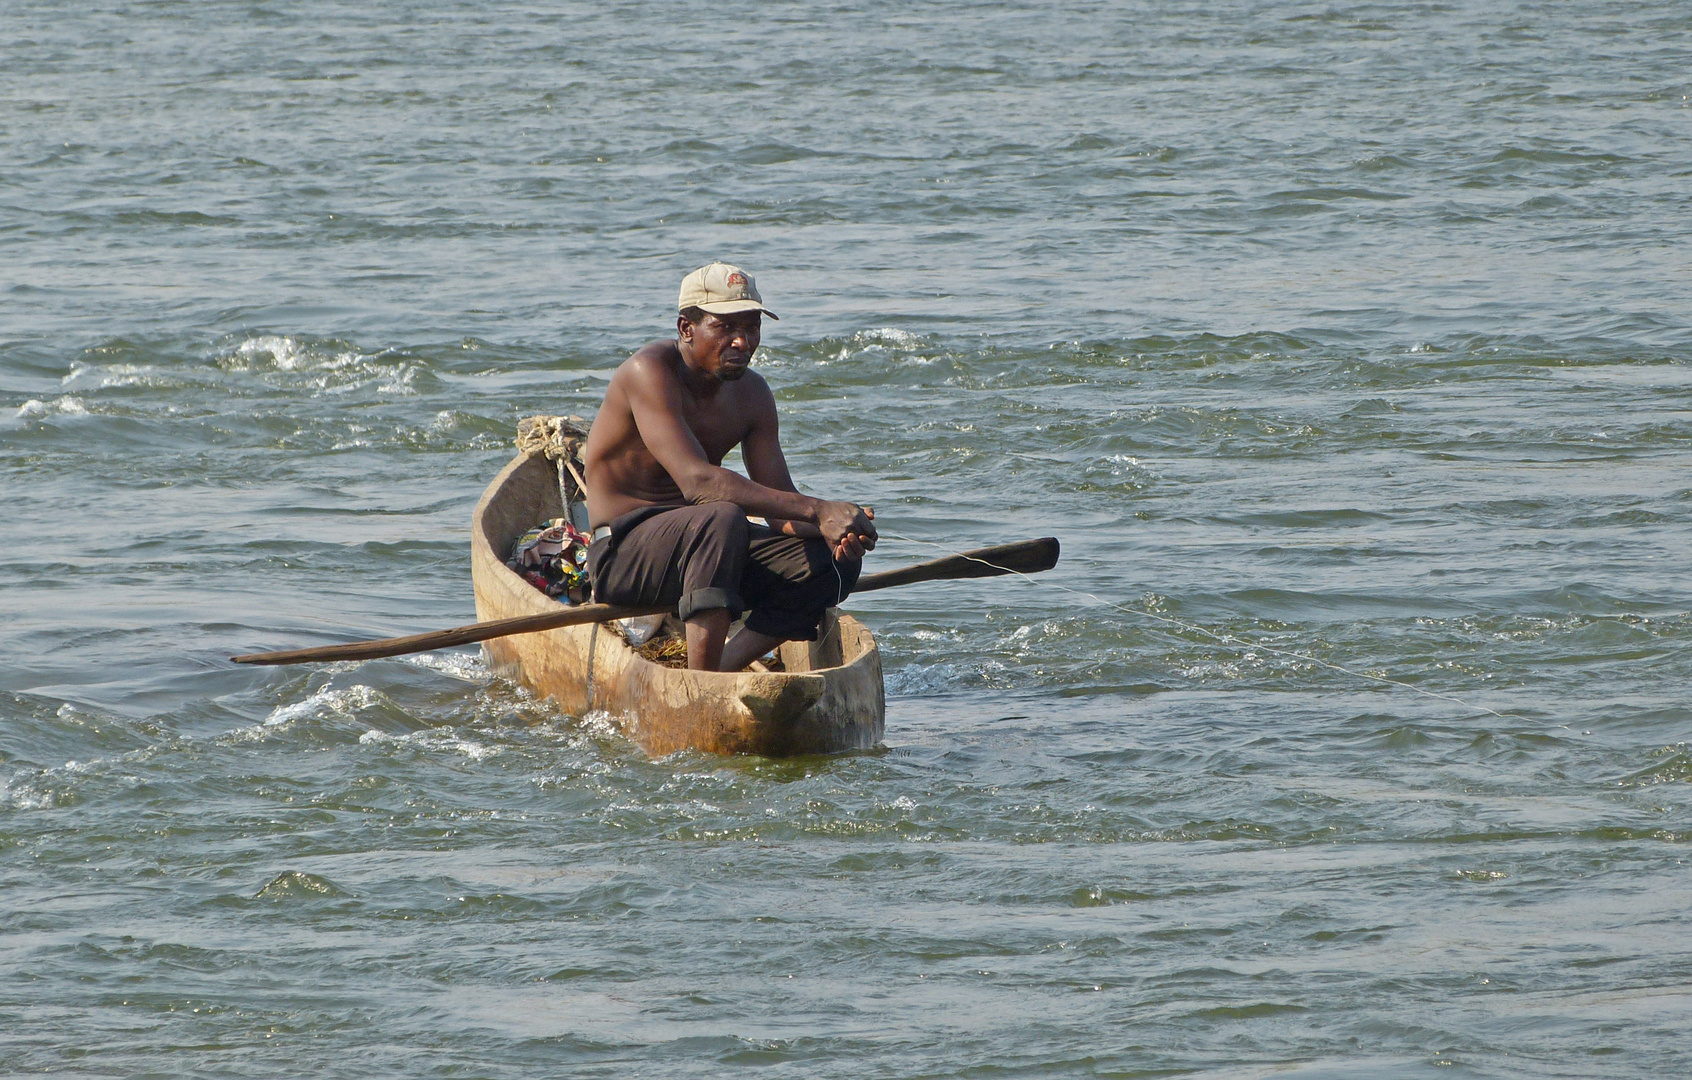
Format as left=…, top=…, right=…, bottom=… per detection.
left=505, top=518, right=591, bottom=603
left=505, top=514, right=786, bottom=672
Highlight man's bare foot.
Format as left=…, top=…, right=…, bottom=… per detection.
left=721, top=627, right=783, bottom=673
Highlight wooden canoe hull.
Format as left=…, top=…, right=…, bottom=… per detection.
left=470, top=452, right=885, bottom=756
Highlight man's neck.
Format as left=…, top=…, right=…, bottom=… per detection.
left=675, top=339, right=728, bottom=400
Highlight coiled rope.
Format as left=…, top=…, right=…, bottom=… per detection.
left=516, top=414, right=590, bottom=524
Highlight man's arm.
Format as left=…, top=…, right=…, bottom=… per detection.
left=738, top=385, right=808, bottom=534
left=740, top=387, right=878, bottom=556
left=623, top=356, right=874, bottom=553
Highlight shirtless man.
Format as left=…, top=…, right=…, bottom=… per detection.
left=581, top=262, right=877, bottom=671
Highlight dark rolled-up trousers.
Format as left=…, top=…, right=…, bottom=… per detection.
left=587, top=503, right=861, bottom=641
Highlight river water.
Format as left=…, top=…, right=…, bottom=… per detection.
left=3, top=2, right=1690, bottom=1076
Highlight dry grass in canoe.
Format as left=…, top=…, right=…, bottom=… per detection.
left=634, top=633, right=786, bottom=672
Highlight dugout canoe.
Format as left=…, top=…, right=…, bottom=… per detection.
left=470, top=451, right=885, bottom=756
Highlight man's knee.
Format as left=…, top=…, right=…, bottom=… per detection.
left=685, top=502, right=749, bottom=548
left=833, top=552, right=863, bottom=597
left=782, top=540, right=855, bottom=611
left=677, top=585, right=740, bottom=622
left=801, top=539, right=860, bottom=599
left=674, top=503, right=751, bottom=620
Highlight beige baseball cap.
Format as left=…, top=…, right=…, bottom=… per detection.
left=677, top=262, right=778, bottom=320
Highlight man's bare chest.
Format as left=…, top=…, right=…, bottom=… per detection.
left=675, top=394, right=751, bottom=466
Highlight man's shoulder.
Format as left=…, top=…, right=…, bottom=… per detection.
left=620, top=338, right=681, bottom=372
left=735, top=368, right=775, bottom=403
left=607, top=340, right=681, bottom=393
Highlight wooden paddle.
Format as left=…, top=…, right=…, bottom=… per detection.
left=853, top=535, right=1059, bottom=593
left=229, top=536, right=1060, bottom=667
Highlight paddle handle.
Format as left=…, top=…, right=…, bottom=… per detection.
left=230, top=603, right=670, bottom=666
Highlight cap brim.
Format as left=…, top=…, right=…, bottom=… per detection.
left=694, top=299, right=778, bottom=320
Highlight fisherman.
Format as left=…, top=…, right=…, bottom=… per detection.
left=581, top=262, right=878, bottom=671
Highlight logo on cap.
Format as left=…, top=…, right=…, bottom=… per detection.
left=726, top=271, right=748, bottom=288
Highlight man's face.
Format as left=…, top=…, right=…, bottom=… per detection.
left=682, top=310, right=762, bottom=381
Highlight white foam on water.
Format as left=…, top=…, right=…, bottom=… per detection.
left=885, top=658, right=1008, bottom=696
left=13, top=395, right=89, bottom=419
left=582, top=710, right=636, bottom=744
left=400, top=650, right=490, bottom=682
left=233, top=334, right=312, bottom=371
left=856, top=327, right=924, bottom=345
left=260, top=684, right=381, bottom=729
left=1, top=752, right=123, bottom=810
left=226, top=335, right=375, bottom=385
left=376, top=365, right=420, bottom=395
left=358, top=726, right=500, bottom=761
left=61, top=362, right=172, bottom=390
left=0, top=772, right=56, bottom=811
left=829, top=326, right=941, bottom=364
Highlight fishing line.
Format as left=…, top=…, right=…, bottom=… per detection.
left=877, top=532, right=1528, bottom=722
left=814, top=556, right=847, bottom=656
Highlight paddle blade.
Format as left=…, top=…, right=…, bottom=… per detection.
left=853, top=537, right=1059, bottom=593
